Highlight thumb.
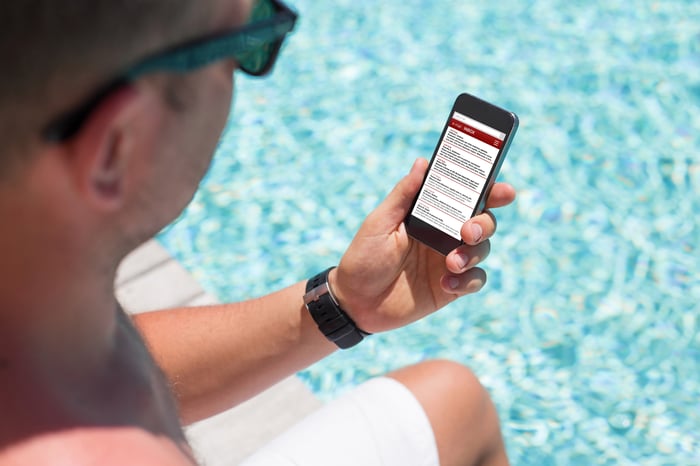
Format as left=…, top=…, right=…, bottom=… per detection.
left=365, top=158, right=428, bottom=232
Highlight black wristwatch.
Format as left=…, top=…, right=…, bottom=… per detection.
left=303, top=267, right=370, bottom=349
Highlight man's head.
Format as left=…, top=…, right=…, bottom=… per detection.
left=0, top=1, right=214, bottom=172
left=0, top=0, right=293, bottom=259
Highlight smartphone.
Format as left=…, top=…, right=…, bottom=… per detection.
left=405, top=93, right=518, bottom=255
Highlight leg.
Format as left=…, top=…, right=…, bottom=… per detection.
left=387, top=360, right=509, bottom=466
left=239, top=376, right=441, bottom=466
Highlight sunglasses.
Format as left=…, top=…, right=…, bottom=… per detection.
left=42, top=0, right=298, bottom=142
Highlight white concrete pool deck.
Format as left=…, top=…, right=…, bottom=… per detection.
left=116, top=239, right=322, bottom=465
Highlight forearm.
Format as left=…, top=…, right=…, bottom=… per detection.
left=132, top=280, right=335, bottom=424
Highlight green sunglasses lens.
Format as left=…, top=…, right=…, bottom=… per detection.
left=238, top=0, right=277, bottom=73
left=238, top=44, right=273, bottom=73
left=250, top=0, right=276, bottom=21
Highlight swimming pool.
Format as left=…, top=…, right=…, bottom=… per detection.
left=158, top=0, right=700, bottom=464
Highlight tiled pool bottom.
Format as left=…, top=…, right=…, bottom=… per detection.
left=159, top=0, right=700, bottom=464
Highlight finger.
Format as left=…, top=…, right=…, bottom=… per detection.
left=364, top=158, right=428, bottom=232
left=440, top=267, right=487, bottom=295
left=445, top=240, right=491, bottom=273
left=460, top=210, right=497, bottom=245
left=485, top=182, right=516, bottom=209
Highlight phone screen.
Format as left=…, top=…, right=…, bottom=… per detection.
left=409, top=111, right=507, bottom=240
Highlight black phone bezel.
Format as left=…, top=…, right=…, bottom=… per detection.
left=404, top=93, right=519, bottom=256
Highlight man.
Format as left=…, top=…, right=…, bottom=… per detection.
left=0, top=1, right=516, bottom=465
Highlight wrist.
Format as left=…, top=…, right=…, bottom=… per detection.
left=303, top=267, right=370, bottom=349
left=327, top=266, right=367, bottom=330
left=326, top=267, right=348, bottom=312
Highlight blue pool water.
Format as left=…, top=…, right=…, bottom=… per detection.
left=159, top=0, right=700, bottom=464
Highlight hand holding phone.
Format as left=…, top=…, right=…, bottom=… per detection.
left=405, top=93, right=518, bottom=255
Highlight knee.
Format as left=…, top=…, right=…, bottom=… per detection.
left=389, top=359, right=487, bottom=405
left=423, top=359, right=484, bottom=396
left=388, top=360, right=507, bottom=466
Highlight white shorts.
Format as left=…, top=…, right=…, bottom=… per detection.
left=239, top=377, right=439, bottom=466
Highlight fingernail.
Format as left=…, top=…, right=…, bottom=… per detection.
left=455, top=253, right=469, bottom=270
left=448, top=276, right=460, bottom=289
left=471, top=223, right=483, bottom=242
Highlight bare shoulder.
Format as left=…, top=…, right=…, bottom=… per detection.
left=0, top=427, right=195, bottom=466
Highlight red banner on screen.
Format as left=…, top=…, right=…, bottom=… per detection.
left=449, top=119, right=502, bottom=148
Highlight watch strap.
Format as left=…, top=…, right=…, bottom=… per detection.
left=304, top=267, right=369, bottom=349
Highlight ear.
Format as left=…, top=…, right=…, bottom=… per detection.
left=65, top=85, right=143, bottom=212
